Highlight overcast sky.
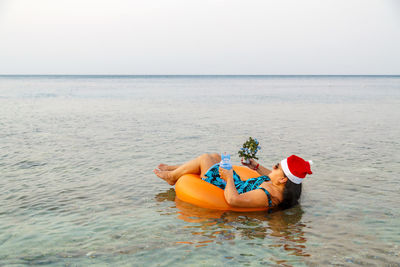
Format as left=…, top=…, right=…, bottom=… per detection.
left=0, top=0, right=399, bottom=75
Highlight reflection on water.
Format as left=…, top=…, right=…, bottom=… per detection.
left=155, top=189, right=309, bottom=261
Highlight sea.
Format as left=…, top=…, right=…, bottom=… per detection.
left=0, top=75, right=399, bottom=266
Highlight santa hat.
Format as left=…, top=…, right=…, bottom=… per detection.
left=280, top=155, right=313, bottom=184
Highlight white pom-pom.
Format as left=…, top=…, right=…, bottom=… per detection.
left=308, top=160, right=313, bottom=165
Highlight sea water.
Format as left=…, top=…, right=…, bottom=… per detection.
left=0, top=75, right=399, bottom=266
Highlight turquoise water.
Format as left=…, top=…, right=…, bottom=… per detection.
left=0, top=75, right=399, bottom=266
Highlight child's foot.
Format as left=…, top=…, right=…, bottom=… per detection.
left=157, top=163, right=170, bottom=171
left=153, top=169, right=176, bottom=185
left=157, top=163, right=179, bottom=171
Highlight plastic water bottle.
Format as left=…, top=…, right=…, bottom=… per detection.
left=220, top=153, right=232, bottom=170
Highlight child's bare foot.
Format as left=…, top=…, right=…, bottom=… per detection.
left=158, top=163, right=170, bottom=171
left=157, top=163, right=180, bottom=171
left=153, top=169, right=176, bottom=185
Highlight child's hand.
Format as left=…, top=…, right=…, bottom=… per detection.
left=219, top=167, right=233, bottom=181
left=241, top=158, right=258, bottom=170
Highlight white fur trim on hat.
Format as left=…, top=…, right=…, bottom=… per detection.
left=280, top=158, right=303, bottom=184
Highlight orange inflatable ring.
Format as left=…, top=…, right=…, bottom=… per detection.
left=175, top=165, right=269, bottom=212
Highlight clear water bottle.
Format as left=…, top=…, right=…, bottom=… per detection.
left=220, top=153, right=232, bottom=170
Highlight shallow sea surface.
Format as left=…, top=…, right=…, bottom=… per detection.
left=0, top=75, right=399, bottom=266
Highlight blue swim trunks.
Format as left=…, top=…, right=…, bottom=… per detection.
left=202, top=163, right=272, bottom=207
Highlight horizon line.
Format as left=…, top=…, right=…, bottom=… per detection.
left=1, top=74, right=399, bottom=77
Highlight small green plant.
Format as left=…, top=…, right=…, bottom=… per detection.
left=238, top=137, right=261, bottom=162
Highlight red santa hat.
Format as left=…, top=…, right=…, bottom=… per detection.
left=280, top=155, right=313, bottom=184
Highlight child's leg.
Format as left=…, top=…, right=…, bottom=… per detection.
left=154, top=153, right=221, bottom=185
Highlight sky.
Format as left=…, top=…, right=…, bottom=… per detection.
left=0, top=0, right=399, bottom=75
